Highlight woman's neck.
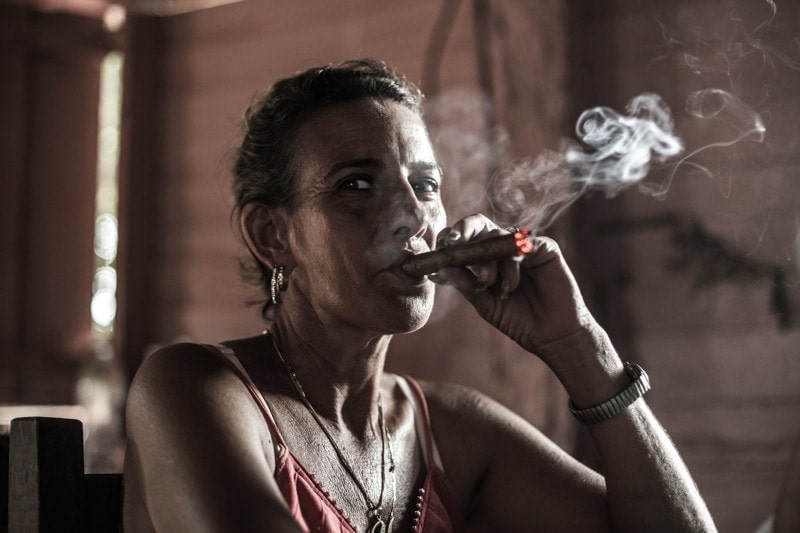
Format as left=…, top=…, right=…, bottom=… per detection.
left=268, top=313, right=393, bottom=438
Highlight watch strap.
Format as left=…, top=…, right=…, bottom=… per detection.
left=568, top=362, right=650, bottom=425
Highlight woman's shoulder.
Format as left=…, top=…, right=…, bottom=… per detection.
left=126, top=338, right=273, bottom=450
left=124, top=339, right=282, bottom=530
left=410, top=377, right=546, bottom=439
left=132, top=334, right=267, bottom=384
left=412, top=378, right=502, bottom=419
left=146, top=340, right=220, bottom=361
left=131, top=341, right=227, bottom=387
left=127, top=339, right=264, bottom=422
left=402, top=378, right=547, bottom=505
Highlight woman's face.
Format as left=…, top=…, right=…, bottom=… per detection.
left=283, top=98, right=446, bottom=335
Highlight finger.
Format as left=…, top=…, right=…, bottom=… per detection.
left=441, top=216, right=517, bottom=291
left=473, top=264, right=498, bottom=291
left=448, top=214, right=497, bottom=244
left=437, top=228, right=462, bottom=249
left=435, top=217, right=526, bottom=294
left=434, top=265, right=478, bottom=293
left=520, top=236, right=560, bottom=270
left=498, top=257, right=521, bottom=298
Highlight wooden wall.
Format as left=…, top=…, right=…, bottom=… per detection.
left=569, top=1, right=800, bottom=531
left=0, top=5, right=106, bottom=403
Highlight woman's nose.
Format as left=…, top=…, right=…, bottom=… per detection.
left=389, top=185, right=427, bottom=241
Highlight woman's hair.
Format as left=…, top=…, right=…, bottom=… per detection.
left=232, top=59, right=424, bottom=316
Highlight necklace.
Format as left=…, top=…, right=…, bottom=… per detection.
left=268, top=333, right=397, bottom=532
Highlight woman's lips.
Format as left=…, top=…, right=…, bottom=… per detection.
left=383, top=250, right=431, bottom=286
left=400, top=230, right=533, bottom=276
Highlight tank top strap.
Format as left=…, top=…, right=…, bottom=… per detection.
left=396, top=375, right=445, bottom=472
left=201, top=343, right=287, bottom=449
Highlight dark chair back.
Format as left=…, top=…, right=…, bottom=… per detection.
left=2, top=430, right=9, bottom=533
left=7, top=417, right=121, bottom=533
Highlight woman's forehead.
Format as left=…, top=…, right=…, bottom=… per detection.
left=294, top=99, right=434, bottom=161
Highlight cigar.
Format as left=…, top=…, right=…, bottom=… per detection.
left=400, top=229, right=534, bottom=276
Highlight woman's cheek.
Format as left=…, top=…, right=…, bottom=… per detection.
left=429, top=202, right=447, bottom=233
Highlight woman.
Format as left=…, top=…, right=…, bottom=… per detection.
left=123, top=59, right=717, bottom=532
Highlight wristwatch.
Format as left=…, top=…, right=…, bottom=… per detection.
left=568, top=362, right=651, bottom=425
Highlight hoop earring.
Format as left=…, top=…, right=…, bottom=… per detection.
left=270, top=264, right=286, bottom=305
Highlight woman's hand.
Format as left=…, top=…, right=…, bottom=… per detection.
left=432, top=214, right=596, bottom=362
left=432, top=215, right=719, bottom=533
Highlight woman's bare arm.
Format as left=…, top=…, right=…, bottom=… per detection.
left=542, top=326, right=715, bottom=532
left=123, top=343, right=302, bottom=532
left=423, top=381, right=611, bottom=532
left=433, top=216, right=717, bottom=532
left=425, top=370, right=713, bottom=532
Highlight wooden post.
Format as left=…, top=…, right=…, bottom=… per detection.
left=8, top=418, right=85, bottom=532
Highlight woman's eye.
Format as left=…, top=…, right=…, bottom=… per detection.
left=412, top=178, right=440, bottom=194
left=339, top=175, right=372, bottom=190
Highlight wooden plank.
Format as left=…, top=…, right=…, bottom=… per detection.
left=8, top=418, right=84, bottom=533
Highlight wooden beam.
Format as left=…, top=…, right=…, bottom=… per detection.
left=8, top=418, right=85, bottom=532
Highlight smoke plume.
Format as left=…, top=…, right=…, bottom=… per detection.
left=486, top=85, right=771, bottom=233
left=489, top=93, right=684, bottom=232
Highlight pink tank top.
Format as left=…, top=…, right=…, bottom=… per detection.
left=210, top=344, right=466, bottom=533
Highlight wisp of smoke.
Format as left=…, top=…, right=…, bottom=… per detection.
left=490, top=93, right=684, bottom=232
left=685, top=88, right=766, bottom=142
left=662, top=88, right=766, bottom=198
left=489, top=88, right=767, bottom=231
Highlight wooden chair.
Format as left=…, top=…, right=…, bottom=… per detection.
left=2, top=430, right=9, bottom=533
left=6, top=417, right=121, bottom=532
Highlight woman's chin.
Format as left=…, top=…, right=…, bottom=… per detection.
left=376, top=291, right=435, bottom=335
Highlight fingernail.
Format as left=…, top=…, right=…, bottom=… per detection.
left=500, top=280, right=510, bottom=300
left=446, top=230, right=461, bottom=245
left=428, top=273, right=448, bottom=286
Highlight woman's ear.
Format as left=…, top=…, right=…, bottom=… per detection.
left=240, top=202, right=290, bottom=267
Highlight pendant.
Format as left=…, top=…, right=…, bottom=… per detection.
left=370, top=517, right=387, bottom=533
left=369, top=507, right=393, bottom=533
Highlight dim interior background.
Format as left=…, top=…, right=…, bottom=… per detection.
left=1, top=0, right=799, bottom=531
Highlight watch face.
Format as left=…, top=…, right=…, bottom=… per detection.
left=624, top=362, right=643, bottom=380
left=626, top=363, right=651, bottom=394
